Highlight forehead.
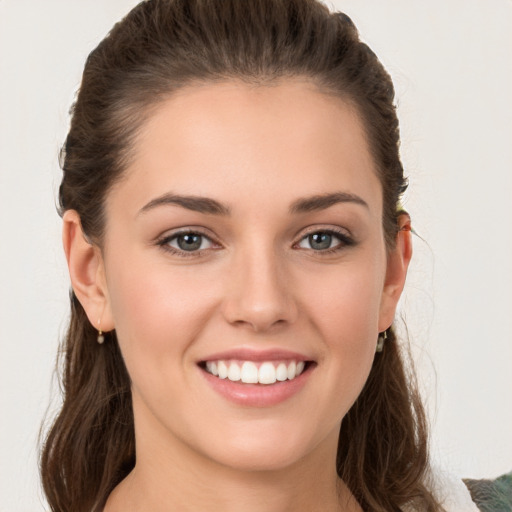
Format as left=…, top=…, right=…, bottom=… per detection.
left=110, top=79, right=382, bottom=217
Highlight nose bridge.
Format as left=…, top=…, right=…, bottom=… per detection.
left=222, top=235, right=297, bottom=332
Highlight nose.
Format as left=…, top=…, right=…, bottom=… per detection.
left=221, top=245, right=298, bottom=333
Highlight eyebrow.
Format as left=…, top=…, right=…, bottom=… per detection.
left=138, top=193, right=231, bottom=216
left=289, top=192, right=369, bottom=214
left=138, top=191, right=368, bottom=217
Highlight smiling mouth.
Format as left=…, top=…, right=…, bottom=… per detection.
left=199, top=359, right=313, bottom=385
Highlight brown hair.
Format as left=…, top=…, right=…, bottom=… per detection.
left=41, top=1, right=441, bottom=511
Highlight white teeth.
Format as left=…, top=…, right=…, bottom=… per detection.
left=287, top=361, right=296, bottom=380
left=240, top=361, right=258, bottom=384
left=276, top=363, right=288, bottom=381
left=217, top=360, right=228, bottom=379
left=227, top=362, right=241, bottom=381
left=204, top=359, right=308, bottom=384
left=258, top=362, right=277, bottom=385
left=206, top=361, right=218, bottom=376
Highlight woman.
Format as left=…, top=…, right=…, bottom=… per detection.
left=39, top=1, right=479, bottom=510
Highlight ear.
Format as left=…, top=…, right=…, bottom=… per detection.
left=62, top=210, right=115, bottom=332
left=378, top=213, right=413, bottom=332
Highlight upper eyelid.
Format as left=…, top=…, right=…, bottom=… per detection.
left=295, top=225, right=353, bottom=241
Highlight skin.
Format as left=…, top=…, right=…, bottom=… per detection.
left=63, top=80, right=412, bottom=512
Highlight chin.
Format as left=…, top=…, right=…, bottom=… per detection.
left=213, top=446, right=306, bottom=473
left=197, top=422, right=329, bottom=473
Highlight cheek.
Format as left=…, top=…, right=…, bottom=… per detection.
left=104, top=254, right=223, bottom=428
left=303, top=259, right=385, bottom=343
left=105, top=250, right=220, bottom=365
left=299, top=257, right=385, bottom=408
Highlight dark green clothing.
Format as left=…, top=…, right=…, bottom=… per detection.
left=464, top=471, right=512, bottom=512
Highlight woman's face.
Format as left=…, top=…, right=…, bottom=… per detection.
left=96, top=80, right=407, bottom=471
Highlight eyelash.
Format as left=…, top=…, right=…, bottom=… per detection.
left=156, top=229, right=219, bottom=258
left=156, top=228, right=355, bottom=258
left=295, top=228, right=355, bottom=254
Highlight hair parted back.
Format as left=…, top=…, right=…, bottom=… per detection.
left=41, top=1, right=442, bottom=511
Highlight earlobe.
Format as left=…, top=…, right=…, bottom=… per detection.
left=378, top=214, right=413, bottom=332
left=62, top=210, right=114, bottom=332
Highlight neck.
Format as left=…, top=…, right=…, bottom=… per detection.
left=104, top=417, right=360, bottom=512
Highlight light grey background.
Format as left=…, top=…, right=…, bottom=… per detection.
left=1, top=1, right=511, bottom=510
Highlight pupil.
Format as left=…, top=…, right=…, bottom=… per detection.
left=310, top=233, right=331, bottom=250
left=178, top=234, right=202, bottom=251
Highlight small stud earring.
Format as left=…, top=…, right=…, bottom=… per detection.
left=97, top=319, right=105, bottom=344
left=376, top=330, right=387, bottom=353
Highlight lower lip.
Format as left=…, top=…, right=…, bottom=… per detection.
left=199, top=364, right=314, bottom=407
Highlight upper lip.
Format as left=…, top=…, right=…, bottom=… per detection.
left=199, top=348, right=313, bottom=363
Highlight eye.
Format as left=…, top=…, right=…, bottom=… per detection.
left=297, top=230, right=352, bottom=252
left=159, top=231, right=215, bottom=254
